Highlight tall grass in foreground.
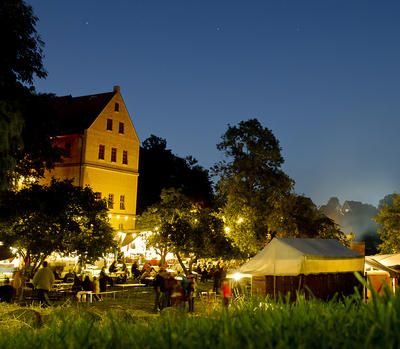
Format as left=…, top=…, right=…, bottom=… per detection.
left=1, top=290, right=400, bottom=348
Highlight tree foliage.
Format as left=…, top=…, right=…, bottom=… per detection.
left=0, top=0, right=46, bottom=94
left=213, top=118, right=294, bottom=254
left=375, top=193, right=400, bottom=253
left=137, top=135, right=214, bottom=213
left=269, top=194, right=347, bottom=244
left=0, top=101, right=24, bottom=190
left=0, top=0, right=54, bottom=190
left=0, top=180, right=116, bottom=273
left=14, top=93, right=65, bottom=182
left=138, top=188, right=235, bottom=274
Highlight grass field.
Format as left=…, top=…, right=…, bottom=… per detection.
left=0, top=283, right=399, bottom=348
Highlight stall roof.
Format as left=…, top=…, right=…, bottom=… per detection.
left=365, top=254, right=400, bottom=268
left=365, top=257, right=400, bottom=278
left=239, top=238, right=364, bottom=276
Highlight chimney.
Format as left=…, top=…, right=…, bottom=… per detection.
left=113, top=85, right=120, bottom=93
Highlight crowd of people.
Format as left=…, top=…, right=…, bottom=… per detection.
left=0, top=259, right=234, bottom=310
left=152, top=267, right=197, bottom=312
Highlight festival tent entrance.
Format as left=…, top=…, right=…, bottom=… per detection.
left=239, top=238, right=364, bottom=300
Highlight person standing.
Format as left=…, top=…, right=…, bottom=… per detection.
left=221, top=278, right=232, bottom=308
left=99, top=267, right=108, bottom=292
left=187, top=274, right=197, bottom=312
left=213, top=265, right=222, bottom=293
left=11, top=268, right=23, bottom=301
left=32, top=261, right=55, bottom=307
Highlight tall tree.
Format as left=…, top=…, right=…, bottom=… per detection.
left=14, top=93, right=65, bottom=182
left=137, top=135, right=213, bottom=213
left=320, top=197, right=342, bottom=223
left=213, top=118, right=294, bottom=255
left=0, top=0, right=46, bottom=94
left=0, top=179, right=116, bottom=273
left=374, top=193, right=400, bottom=253
left=0, top=0, right=48, bottom=190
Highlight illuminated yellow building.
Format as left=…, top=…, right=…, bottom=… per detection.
left=42, top=86, right=140, bottom=234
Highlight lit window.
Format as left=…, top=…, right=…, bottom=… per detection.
left=122, top=150, right=128, bottom=165
left=114, top=103, right=120, bottom=112
left=94, top=192, right=102, bottom=201
left=98, top=144, right=105, bottom=160
left=111, top=148, right=117, bottom=162
left=65, top=142, right=72, bottom=158
left=106, top=118, right=113, bottom=131
left=118, top=122, right=124, bottom=134
left=120, top=195, right=125, bottom=210
left=108, top=194, right=114, bottom=209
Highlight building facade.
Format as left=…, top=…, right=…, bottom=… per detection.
left=43, top=86, right=140, bottom=234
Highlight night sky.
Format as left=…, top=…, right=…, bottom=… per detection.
left=27, top=0, right=400, bottom=207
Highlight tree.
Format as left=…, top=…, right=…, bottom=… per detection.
left=213, top=118, right=294, bottom=255
left=0, top=0, right=46, bottom=94
left=14, top=93, right=65, bottom=182
left=0, top=0, right=48, bottom=190
left=137, top=135, right=214, bottom=213
left=374, top=193, right=400, bottom=253
left=320, top=197, right=342, bottom=223
left=138, top=188, right=235, bottom=274
left=0, top=102, right=24, bottom=190
left=268, top=194, right=347, bottom=244
left=0, top=179, right=116, bottom=273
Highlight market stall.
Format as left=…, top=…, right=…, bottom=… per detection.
left=239, top=237, right=364, bottom=300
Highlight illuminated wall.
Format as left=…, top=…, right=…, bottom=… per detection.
left=43, top=87, right=140, bottom=232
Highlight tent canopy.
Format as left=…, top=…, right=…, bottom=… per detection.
left=365, top=254, right=400, bottom=268
left=239, top=238, right=364, bottom=276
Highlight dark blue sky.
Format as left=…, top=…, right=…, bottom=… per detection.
left=27, top=0, right=400, bottom=207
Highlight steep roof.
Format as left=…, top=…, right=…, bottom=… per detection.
left=278, top=238, right=360, bottom=258
left=49, top=91, right=115, bottom=134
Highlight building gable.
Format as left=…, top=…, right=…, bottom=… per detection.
left=88, top=86, right=139, bottom=144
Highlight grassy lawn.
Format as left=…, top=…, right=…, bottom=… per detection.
left=0, top=283, right=399, bottom=348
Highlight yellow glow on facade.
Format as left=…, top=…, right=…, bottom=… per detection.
left=40, top=87, right=140, bottom=235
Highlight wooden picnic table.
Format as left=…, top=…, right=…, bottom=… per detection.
left=78, top=289, right=128, bottom=303
left=52, top=282, right=73, bottom=291
left=113, top=283, right=146, bottom=290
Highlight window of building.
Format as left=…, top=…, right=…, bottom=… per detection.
left=122, top=150, right=128, bottom=165
left=108, top=194, right=114, bottom=209
left=114, top=103, right=120, bottom=112
left=118, top=122, right=124, bottom=134
left=106, top=118, right=113, bottom=131
left=111, top=148, right=117, bottom=162
left=98, top=144, right=105, bottom=160
left=118, top=223, right=124, bottom=230
left=94, top=192, right=102, bottom=201
left=120, top=195, right=125, bottom=210
left=65, top=142, right=72, bottom=158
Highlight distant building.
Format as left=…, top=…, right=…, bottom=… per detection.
left=42, top=86, right=140, bottom=235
